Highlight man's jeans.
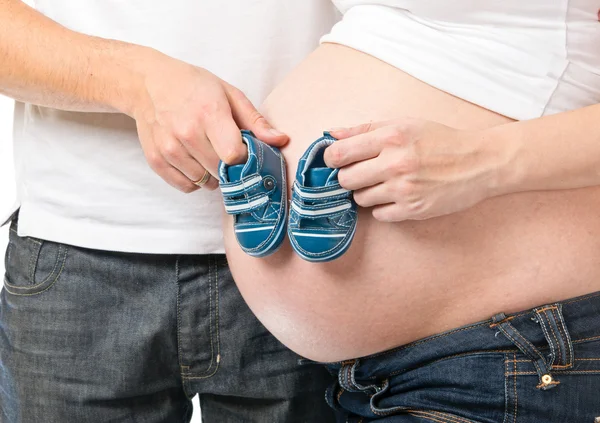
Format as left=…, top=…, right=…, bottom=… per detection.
left=0, top=217, right=335, bottom=422
left=323, top=292, right=600, bottom=422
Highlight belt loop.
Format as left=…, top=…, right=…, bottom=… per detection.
left=533, top=303, right=574, bottom=370
left=338, top=360, right=382, bottom=394
left=490, top=313, right=559, bottom=390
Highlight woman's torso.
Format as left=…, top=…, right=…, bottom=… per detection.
left=224, top=4, right=600, bottom=362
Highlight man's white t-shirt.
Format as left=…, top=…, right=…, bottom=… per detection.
left=5, top=1, right=339, bottom=254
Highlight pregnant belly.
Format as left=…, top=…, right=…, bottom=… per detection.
left=224, top=44, right=600, bottom=362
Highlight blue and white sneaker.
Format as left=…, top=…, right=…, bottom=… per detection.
left=218, top=130, right=287, bottom=258
left=288, top=132, right=358, bottom=262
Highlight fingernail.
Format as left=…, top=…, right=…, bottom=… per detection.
left=327, top=127, right=347, bottom=132
left=269, top=128, right=285, bottom=137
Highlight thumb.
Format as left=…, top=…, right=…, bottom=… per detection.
left=224, top=83, right=289, bottom=147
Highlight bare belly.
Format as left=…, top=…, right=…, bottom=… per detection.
left=224, top=44, right=600, bottom=362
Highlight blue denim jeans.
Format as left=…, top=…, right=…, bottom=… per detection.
left=0, top=216, right=336, bottom=422
left=323, top=292, right=600, bottom=422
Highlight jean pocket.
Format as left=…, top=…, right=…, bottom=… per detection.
left=3, top=227, right=68, bottom=296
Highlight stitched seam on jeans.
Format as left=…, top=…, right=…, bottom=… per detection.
left=347, top=363, right=354, bottom=390
left=539, top=311, right=560, bottom=366
left=572, top=335, right=600, bottom=344
left=489, top=316, right=516, bottom=328
left=561, top=291, right=600, bottom=304
left=408, top=414, right=448, bottom=423
left=183, top=257, right=221, bottom=379
left=370, top=386, right=405, bottom=417
left=503, top=356, right=509, bottom=423
left=5, top=244, right=66, bottom=290
left=498, top=325, right=544, bottom=380
left=3, top=247, right=68, bottom=296
left=535, top=306, right=558, bottom=313
left=409, top=410, right=476, bottom=423
left=408, top=412, right=456, bottom=423
left=27, top=240, right=41, bottom=282
left=175, top=257, right=189, bottom=385
left=426, top=410, right=477, bottom=423
left=553, top=306, right=574, bottom=367
left=505, top=324, right=544, bottom=362
left=507, top=371, right=537, bottom=375
left=513, top=354, right=518, bottom=423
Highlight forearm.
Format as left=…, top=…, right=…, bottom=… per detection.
left=492, top=103, right=600, bottom=195
left=0, top=0, right=152, bottom=114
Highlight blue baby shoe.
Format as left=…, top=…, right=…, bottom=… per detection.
left=218, top=130, right=287, bottom=257
left=288, top=132, right=358, bottom=262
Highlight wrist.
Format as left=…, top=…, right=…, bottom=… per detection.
left=87, top=38, right=158, bottom=116
left=483, top=123, right=526, bottom=198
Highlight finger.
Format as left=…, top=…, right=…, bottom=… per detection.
left=324, top=130, right=385, bottom=168
left=179, top=130, right=221, bottom=177
left=224, top=82, right=289, bottom=147
left=337, top=157, right=386, bottom=191
left=146, top=148, right=200, bottom=193
left=137, top=122, right=199, bottom=193
left=372, top=203, right=406, bottom=223
left=191, top=169, right=220, bottom=191
left=201, top=174, right=220, bottom=191
left=158, top=134, right=212, bottom=183
left=201, top=97, right=249, bottom=166
left=328, top=120, right=395, bottom=140
left=353, top=183, right=394, bottom=208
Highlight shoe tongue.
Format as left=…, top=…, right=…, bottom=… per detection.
left=226, top=132, right=258, bottom=182
left=304, top=167, right=338, bottom=187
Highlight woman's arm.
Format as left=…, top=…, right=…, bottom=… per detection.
left=323, top=103, right=600, bottom=222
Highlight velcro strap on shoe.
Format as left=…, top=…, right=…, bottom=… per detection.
left=224, top=194, right=269, bottom=215
left=291, top=200, right=352, bottom=218
left=294, top=182, right=350, bottom=201
left=220, top=174, right=263, bottom=197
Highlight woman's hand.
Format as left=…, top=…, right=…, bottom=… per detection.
left=324, top=119, right=510, bottom=222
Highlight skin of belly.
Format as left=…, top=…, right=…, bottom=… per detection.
left=223, top=43, right=600, bottom=362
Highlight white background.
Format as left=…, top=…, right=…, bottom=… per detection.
left=0, top=95, right=203, bottom=419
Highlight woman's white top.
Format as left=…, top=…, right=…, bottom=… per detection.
left=322, top=0, right=600, bottom=120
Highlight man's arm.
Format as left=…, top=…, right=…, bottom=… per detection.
left=0, top=0, right=143, bottom=113
left=0, top=0, right=288, bottom=192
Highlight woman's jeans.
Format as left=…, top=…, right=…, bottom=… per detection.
left=324, top=292, right=600, bottom=422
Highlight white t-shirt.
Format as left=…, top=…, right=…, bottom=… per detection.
left=6, top=1, right=339, bottom=254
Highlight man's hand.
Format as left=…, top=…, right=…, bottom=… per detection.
left=0, top=0, right=287, bottom=194
left=131, top=51, right=288, bottom=193
left=324, top=119, right=508, bottom=222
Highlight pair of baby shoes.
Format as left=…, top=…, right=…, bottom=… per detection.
left=218, top=130, right=357, bottom=262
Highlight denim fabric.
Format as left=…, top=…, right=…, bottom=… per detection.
left=324, top=292, right=600, bottom=422
left=0, top=216, right=336, bottom=423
